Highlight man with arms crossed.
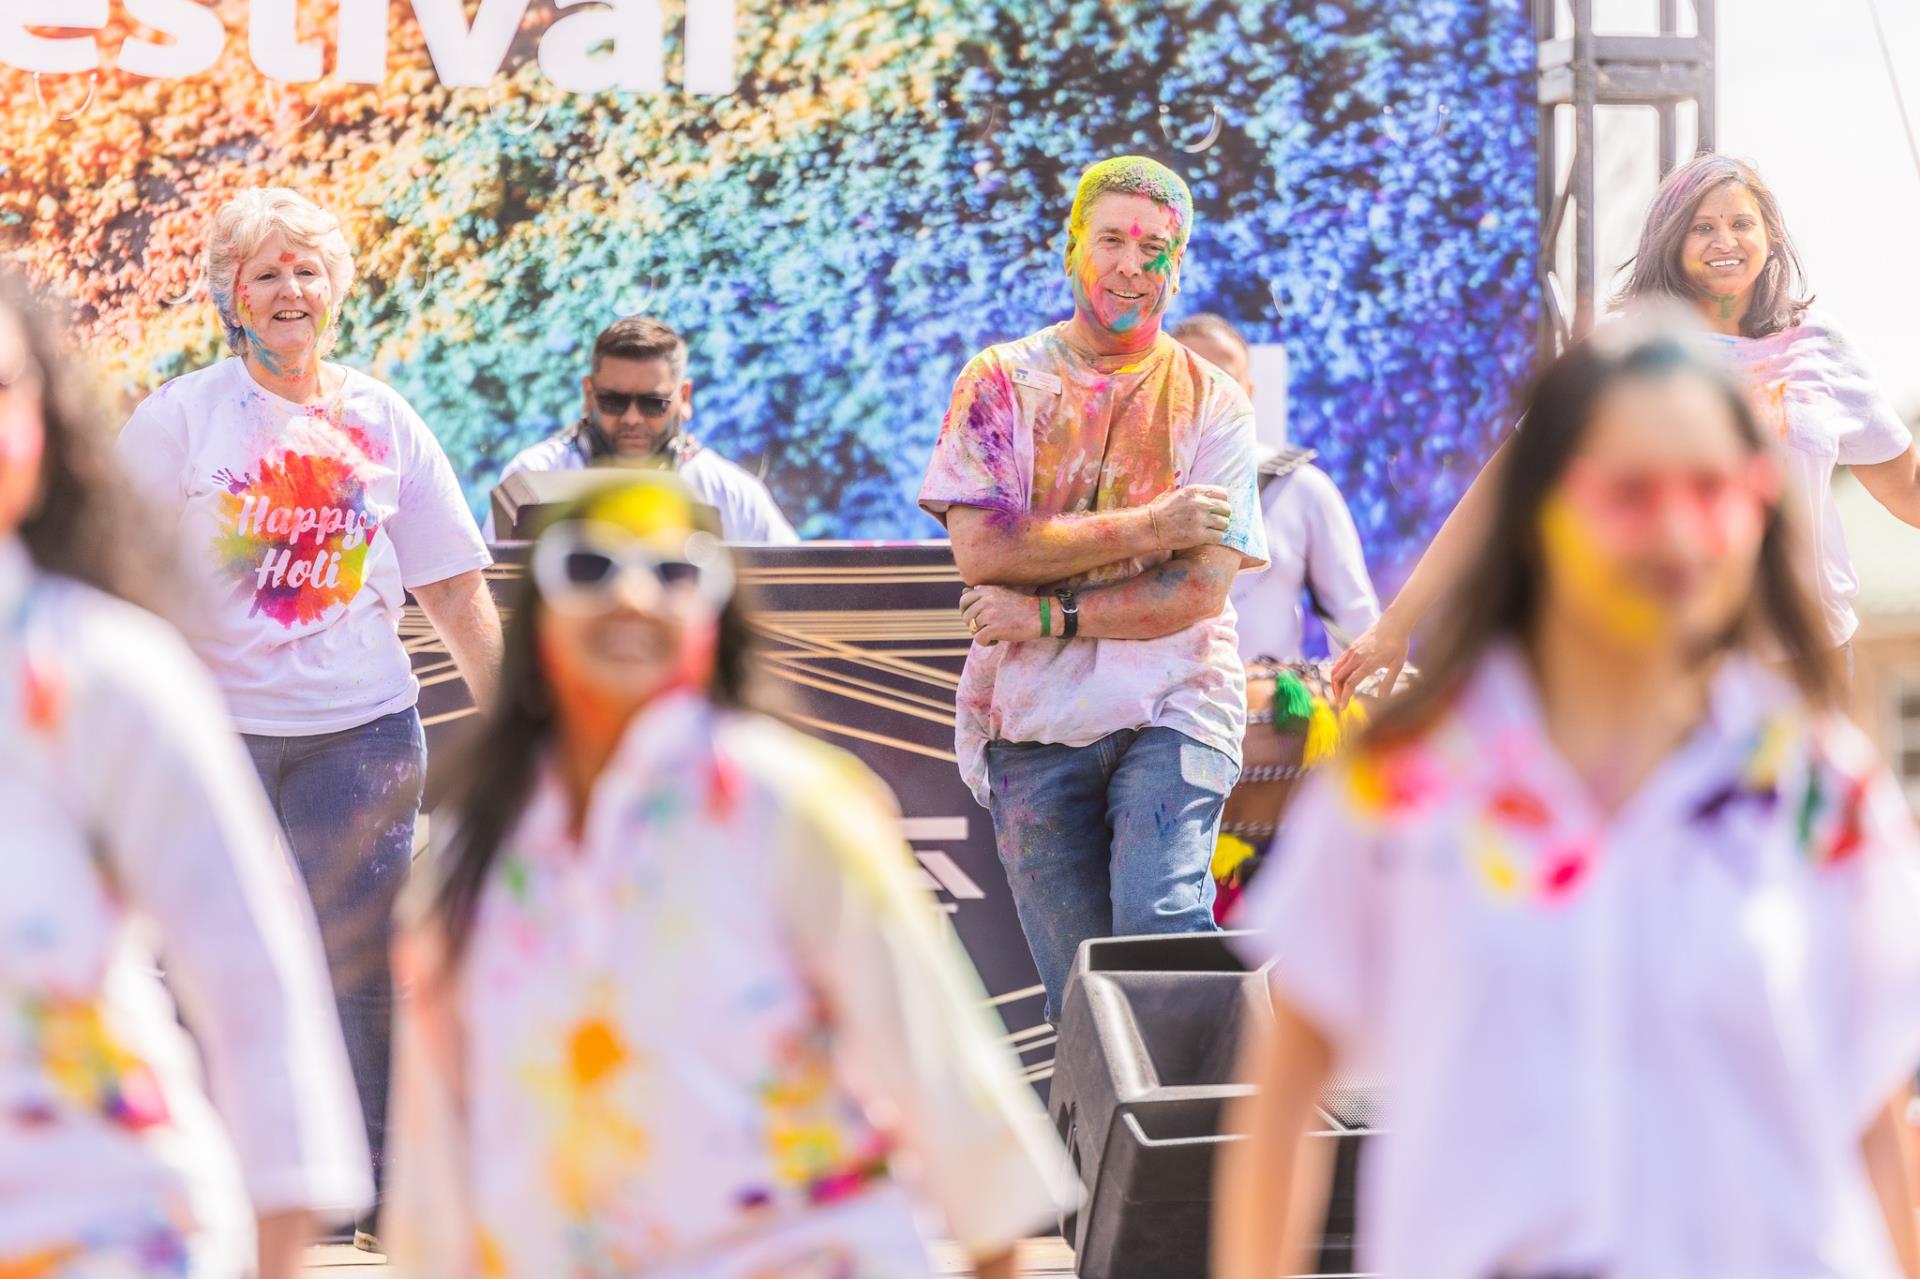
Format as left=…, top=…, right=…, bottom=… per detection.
left=919, top=156, right=1268, bottom=1019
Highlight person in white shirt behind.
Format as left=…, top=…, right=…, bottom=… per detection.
left=0, top=272, right=370, bottom=1276
left=484, top=315, right=799, bottom=543
left=1171, top=313, right=1379, bottom=661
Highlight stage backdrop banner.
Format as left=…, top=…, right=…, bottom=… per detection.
left=2, top=0, right=1536, bottom=565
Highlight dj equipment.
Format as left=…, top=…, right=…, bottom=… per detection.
left=487, top=465, right=720, bottom=541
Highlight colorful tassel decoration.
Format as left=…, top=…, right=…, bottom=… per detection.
left=1211, top=832, right=1259, bottom=883
left=1339, top=696, right=1370, bottom=738
left=1272, top=669, right=1314, bottom=732
left=1302, top=696, right=1341, bottom=766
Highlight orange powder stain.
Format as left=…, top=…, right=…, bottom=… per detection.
left=20, top=652, right=65, bottom=734
left=0, top=1245, right=82, bottom=1279
left=1751, top=378, right=1790, bottom=442
left=568, top=1017, right=629, bottom=1087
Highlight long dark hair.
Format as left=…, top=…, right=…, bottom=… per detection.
left=3, top=272, right=166, bottom=611
left=1612, top=154, right=1813, bottom=338
left=1367, top=311, right=1838, bottom=749
left=432, top=485, right=765, bottom=965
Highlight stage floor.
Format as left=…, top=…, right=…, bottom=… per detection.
left=305, top=1239, right=1079, bottom=1275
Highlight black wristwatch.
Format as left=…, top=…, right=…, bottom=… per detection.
left=1054, top=589, right=1079, bottom=640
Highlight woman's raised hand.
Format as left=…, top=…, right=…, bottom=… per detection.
left=1329, top=612, right=1411, bottom=706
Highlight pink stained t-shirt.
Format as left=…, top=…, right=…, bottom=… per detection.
left=116, top=358, right=490, bottom=736
left=1707, top=310, right=1912, bottom=646
left=918, top=323, right=1269, bottom=806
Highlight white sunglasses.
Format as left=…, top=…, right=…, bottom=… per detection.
left=531, top=520, right=734, bottom=615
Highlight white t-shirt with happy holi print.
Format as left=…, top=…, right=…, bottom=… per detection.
left=118, top=357, right=490, bottom=736
left=1707, top=310, right=1912, bottom=647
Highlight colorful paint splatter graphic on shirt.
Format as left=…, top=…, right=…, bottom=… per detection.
left=211, top=447, right=379, bottom=626
left=0, top=0, right=1535, bottom=551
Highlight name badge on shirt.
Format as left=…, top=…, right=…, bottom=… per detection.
left=1011, top=367, right=1064, bottom=396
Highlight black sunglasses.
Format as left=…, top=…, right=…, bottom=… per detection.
left=592, top=389, right=676, bottom=418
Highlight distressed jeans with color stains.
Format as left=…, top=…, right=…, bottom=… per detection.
left=242, top=705, right=426, bottom=1219
left=986, top=725, right=1236, bottom=1021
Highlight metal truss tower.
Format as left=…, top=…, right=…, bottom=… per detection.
left=1535, top=0, right=1718, bottom=362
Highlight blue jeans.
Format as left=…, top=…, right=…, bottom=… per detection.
left=242, top=707, right=425, bottom=1205
left=986, top=726, right=1237, bottom=1020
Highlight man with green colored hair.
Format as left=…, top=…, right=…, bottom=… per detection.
left=918, top=155, right=1269, bottom=1019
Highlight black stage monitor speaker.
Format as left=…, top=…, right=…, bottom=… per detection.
left=489, top=467, right=721, bottom=542
left=1046, top=932, right=1369, bottom=1278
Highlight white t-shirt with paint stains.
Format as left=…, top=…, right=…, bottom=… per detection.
left=1235, top=645, right=1920, bottom=1278
left=117, top=358, right=490, bottom=736
left=1708, top=311, right=1912, bottom=647
left=918, top=324, right=1269, bottom=807
left=384, top=692, right=1076, bottom=1277
left=0, top=538, right=371, bottom=1268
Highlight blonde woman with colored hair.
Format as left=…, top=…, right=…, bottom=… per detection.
left=115, top=187, right=504, bottom=1246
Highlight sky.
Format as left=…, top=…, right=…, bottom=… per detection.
left=1591, top=0, right=1920, bottom=417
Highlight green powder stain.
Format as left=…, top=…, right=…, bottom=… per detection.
left=1718, top=294, right=1736, bottom=321
left=501, top=857, right=530, bottom=900
left=1796, top=772, right=1824, bottom=853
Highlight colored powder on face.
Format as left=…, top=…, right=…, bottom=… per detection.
left=1536, top=493, right=1664, bottom=647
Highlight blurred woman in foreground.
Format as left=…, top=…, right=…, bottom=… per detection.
left=0, top=276, right=369, bottom=1274
left=1216, top=315, right=1920, bottom=1278
left=383, top=473, right=1075, bottom=1278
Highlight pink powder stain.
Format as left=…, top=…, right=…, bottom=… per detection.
left=1539, top=846, right=1592, bottom=901
left=706, top=753, right=742, bottom=822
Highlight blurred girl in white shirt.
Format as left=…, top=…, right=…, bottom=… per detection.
left=1216, top=313, right=1920, bottom=1279
left=383, top=473, right=1075, bottom=1278
left=0, top=274, right=370, bottom=1275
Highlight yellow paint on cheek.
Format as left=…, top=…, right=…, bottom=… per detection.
left=1537, top=494, right=1664, bottom=647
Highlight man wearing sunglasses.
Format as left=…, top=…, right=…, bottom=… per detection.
left=483, top=316, right=799, bottom=543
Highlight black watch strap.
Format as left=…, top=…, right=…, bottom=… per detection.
left=1055, top=590, right=1079, bottom=640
